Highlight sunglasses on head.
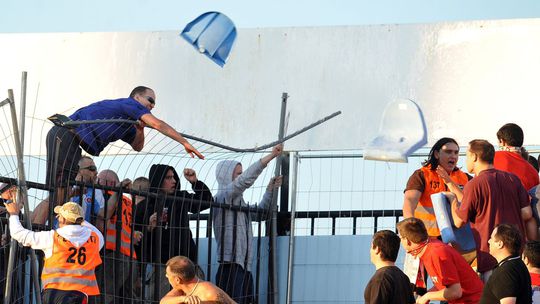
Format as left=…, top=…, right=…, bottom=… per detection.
left=145, top=96, right=155, bottom=105
left=80, top=165, right=97, bottom=172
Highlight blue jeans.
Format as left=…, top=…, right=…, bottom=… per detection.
left=216, top=263, right=254, bottom=304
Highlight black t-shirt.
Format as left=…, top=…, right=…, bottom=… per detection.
left=364, top=265, right=415, bottom=304
left=480, top=256, right=532, bottom=304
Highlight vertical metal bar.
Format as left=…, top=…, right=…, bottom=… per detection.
left=114, top=186, right=124, bottom=303
left=268, top=92, right=288, bottom=304
left=332, top=217, right=336, bottom=236
left=285, top=152, right=299, bottom=304
left=255, top=216, right=262, bottom=303
left=374, top=216, right=378, bottom=234
left=5, top=89, right=43, bottom=304
left=19, top=71, right=27, bottom=152
left=206, top=206, right=213, bottom=279
left=353, top=217, right=357, bottom=235
left=49, top=138, right=61, bottom=229
left=310, top=218, right=315, bottom=236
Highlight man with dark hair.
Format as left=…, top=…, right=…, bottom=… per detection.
left=135, top=165, right=213, bottom=300
left=480, top=224, right=532, bottom=303
left=397, top=218, right=483, bottom=304
left=523, top=241, right=540, bottom=303
left=364, top=230, right=415, bottom=304
left=403, top=137, right=471, bottom=238
left=451, top=139, right=533, bottom=280
left=494, top=123, right=539, bottom=241
left=46, top=86, right=204, bottom=207
left=161, top=256, right=236, bottom=304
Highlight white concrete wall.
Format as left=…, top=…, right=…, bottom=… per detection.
left=1, top=18, right=540, bottom=157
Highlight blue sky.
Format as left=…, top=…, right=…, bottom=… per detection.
left=1, top=0, right=539, bottom=32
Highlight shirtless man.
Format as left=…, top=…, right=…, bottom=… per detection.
left=161, top=256, right=236, bottom=304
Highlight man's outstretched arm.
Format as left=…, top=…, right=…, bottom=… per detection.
left=140, top=113, right=204, bottom=159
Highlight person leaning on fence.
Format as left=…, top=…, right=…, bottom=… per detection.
left=397, top=217, right=484, bottom=304
left=364, top=230, right=415, bottom=304
left=480, top=224, right=532, bottom=304
left=94, top=169, right=143, bottom=304
left=45, top=85, right=204, bottom=209
left=32, top=156, right=105, bottom=226
left=5, top=201, right=104, bottom=304
left=161, top=256, right=237, bottom=304
left=134, top=164, right=213, bottom=300
left=213, top=144, right=283, bottom=304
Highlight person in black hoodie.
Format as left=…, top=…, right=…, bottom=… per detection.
left=134, top=164, right=213, bottom=301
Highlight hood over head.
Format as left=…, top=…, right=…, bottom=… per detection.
left=215, top=160, right=240, bottom=188
left=148, top=164, right=180, bottom=192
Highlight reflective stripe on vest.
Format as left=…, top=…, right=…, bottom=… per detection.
left=415, top=166, right=469, bottom=237
left=105, top=195, right=137, bottom=259
left=42, top=231, right=102, bottom=295
left=42, top=277, right=98, bottom=288
left=42, top=267, right=95, bottom=276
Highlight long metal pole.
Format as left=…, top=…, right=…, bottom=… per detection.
left=6, top=89, right=43, bottom=304
left=20, top=71, right=27, bottom=152
left=269, top=92, right=288, bottom=304
left=286, top=152, right=299, bottom=304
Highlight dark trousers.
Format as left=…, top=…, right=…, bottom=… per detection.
left=42, top=289, right=87, bottom=304
left=216, top=263, right=254, bottom=304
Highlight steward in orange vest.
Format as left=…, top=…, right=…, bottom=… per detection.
left=415, top=166, right=469, bottom=236
left=6, top=201, right=104, bottom=304
left=105, top=194, right=137, bottom=259
left=403, top=138, right=471, bottom=237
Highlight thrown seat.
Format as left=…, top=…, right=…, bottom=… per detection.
left=364, top=98, right=427, bottom=163
left=180, top=12, right=237, bottom=67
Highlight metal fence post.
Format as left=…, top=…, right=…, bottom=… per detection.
left=4, top=89, right=42, bottom=304
left=286, top=152, right=299, bottom=304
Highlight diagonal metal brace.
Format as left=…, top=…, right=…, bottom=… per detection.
left=48, top=111, right=342, bottom=152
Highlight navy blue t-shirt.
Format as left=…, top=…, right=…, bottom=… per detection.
left=69, top=98, right=150, bottom=155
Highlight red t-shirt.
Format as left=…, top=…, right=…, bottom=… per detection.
left=532, top=272, right=540, bottom=287
left=456, top=168, right=529, bottom=272
left=421, top=240, right=484, bottom=304
left=494, top=151, right=539, bottom=191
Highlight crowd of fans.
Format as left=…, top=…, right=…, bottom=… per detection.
left=0, top=86, right=282, bottom=304
left=1, top=84, right=539, bottom=304
left=365, top=123, right=540, bottom=303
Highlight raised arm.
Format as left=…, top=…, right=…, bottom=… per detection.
left=140, top=113, right=204, bottom=159
left=436, top=166, right=464, bottom=202
left=95, top=179, right=132, bottom=233
left=6, top=202, right=54, bottom=250
left=181, top=169, right=214, bottom=213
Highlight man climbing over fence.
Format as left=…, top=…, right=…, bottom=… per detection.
left=46, top=86, right=204, bottom=207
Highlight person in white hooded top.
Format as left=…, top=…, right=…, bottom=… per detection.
left=6, top=200, right=104, bottom=304
left=213, top=144, right=283, bottom=304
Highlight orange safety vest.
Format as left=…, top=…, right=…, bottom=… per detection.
left=42, top=231, right=102, bottom=296
left=414, top=166, right=469, bottom=237
left=105, top=195, right=137, bottom=259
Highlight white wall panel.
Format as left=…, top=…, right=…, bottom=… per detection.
left=1, top=18, right=539, bottom=156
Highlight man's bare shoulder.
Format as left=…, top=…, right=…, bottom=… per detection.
left=196, top=282, right=237, bottom=304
